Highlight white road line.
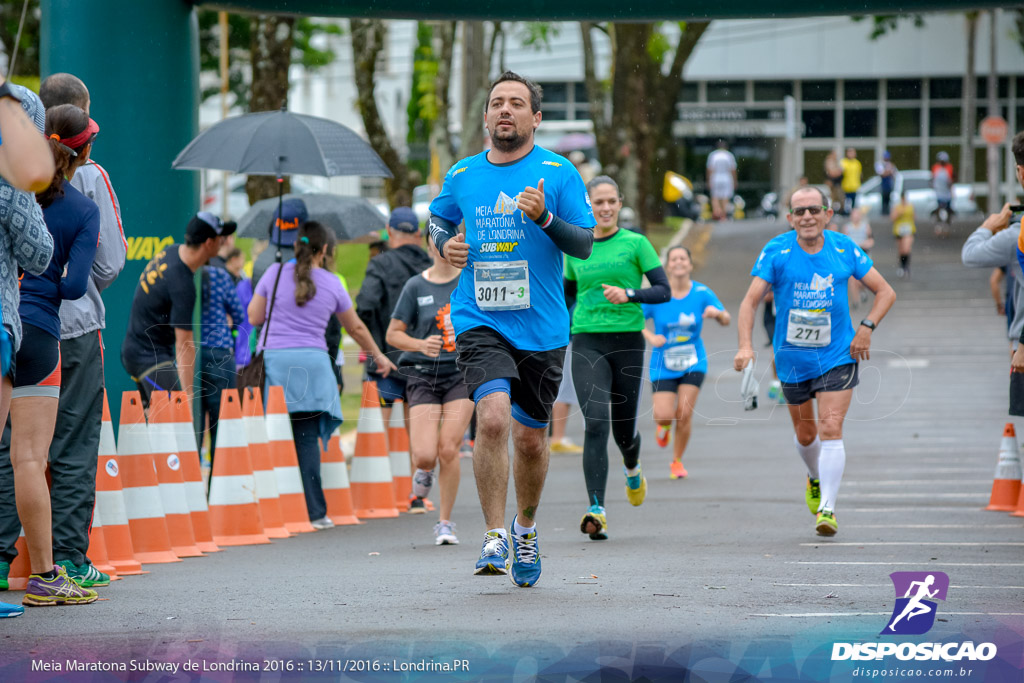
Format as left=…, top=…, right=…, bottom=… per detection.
left=774, top=584, right=1024, bottom=589
left=843, top=492, right=987, bottom=498
left=843, top=480, right=992, bottom=486
left=799, top=542, right=1024, bottom=547
left=849, top=507, right=991, bottom=512
left=843, top=528, right=1019, bottom=532
left=788, top=561, right=1024, bottom=567
left=750, top=612, right=1024, bottom=618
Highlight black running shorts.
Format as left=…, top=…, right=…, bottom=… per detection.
left=781, top=363, right=859, bottom=405
left=455, top=326, right=566, bottom=425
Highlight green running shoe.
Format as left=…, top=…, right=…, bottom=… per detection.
left=815, top=510, right=838, bottom=537
left=0, top=561, right=9, bottom=591
left=625, top=467, right=647, bottom=506
left=805, top=476, right=821, bottom=515
left=55, top=560, right=110, bottom=588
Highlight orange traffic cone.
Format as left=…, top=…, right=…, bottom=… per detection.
left=169, top=392, right=220, bottom=553
left=147, top=392, right=203, bottom=558
left=349, top=381, right=399, bottom=518
left=117, top=391, right=180, bottom=564
left=388, top=399, right=414, bottom=512
left=85, top=507, right=120, bottom=582
left=265, top=385, right=315, bottom=534
left=986, top=423, right=1023, bottom=511
left=241, top=387, right=290, bottom=539
left=322, top=429, right=361, bottom=525
left=96, top=391, right=146, bottom=575
left=207, top=389, right=270, bottom=546
left=6, top=530, right=29, bottom=590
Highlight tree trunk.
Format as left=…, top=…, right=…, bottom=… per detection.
left=431, top=21, right=457, bottom=178
left=959, top=11, right=978, bottom=185
left=351, top=18, right=413, bottom=207
left=459, top=21, right=487, bottom=157
left=246, top=14, right=295, bottom=205
left=580, top=23, right=617, bottom=171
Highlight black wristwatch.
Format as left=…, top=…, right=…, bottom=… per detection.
left=859, top=319, right=876, bottom=331
left=625, top=288, right=637, bottom=301
left=0, top=81, right=21, bottom=103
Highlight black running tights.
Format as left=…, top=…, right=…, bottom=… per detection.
left=571, top=332, right=645, bottom=507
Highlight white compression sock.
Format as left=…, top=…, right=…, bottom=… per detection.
left=794, top=435, right=821, bottom=479
left=818, top=439, right=846, bottom=512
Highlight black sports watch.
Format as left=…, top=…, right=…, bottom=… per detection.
left=625, top=288, right=637, bottom=301
left=859, top=319, right=876, bottom=331
left=0, top=81, right=21, bottom=103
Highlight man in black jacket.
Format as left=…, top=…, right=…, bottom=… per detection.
left=356, top=207, right=432, bottom=416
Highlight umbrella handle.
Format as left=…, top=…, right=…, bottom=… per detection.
left=273, top=174, right=284, bottom=260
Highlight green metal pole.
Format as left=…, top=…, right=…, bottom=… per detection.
left=41, top=0, right=200, bottom=427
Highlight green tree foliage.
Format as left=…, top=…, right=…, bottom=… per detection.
left=851, top=14, right=926, bottom=39
left=196, top=10, right=341, bottom=112
left=0, top=0, right=39, bottom=78
left=406, top=22, right=438, bottom=178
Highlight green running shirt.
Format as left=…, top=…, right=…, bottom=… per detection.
left=565, top=228, right=662, bottom=334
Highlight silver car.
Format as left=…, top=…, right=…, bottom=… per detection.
left=855, top=170, right=977, bottom=219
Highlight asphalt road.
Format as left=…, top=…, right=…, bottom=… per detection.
left=1, top=215, right=1022, bottom=680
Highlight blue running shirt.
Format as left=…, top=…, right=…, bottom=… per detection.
left=643, top=281, right=724, bottom=381
left=429, top=146, right=595, bottom=351
left=751, top=230, right=873, bottom=383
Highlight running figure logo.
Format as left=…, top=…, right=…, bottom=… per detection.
left=882, top=571, right=949, bottom=635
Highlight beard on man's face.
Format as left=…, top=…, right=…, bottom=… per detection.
left=490, top=124, right=529, bottom=153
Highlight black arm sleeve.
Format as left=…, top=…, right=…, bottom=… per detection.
left=563, top=278, right=578, bottom=312
left=428, top=213, right=459, bottom=255
left=628, top=266, right=671, bottom=304
left=541, top=213, right=594, bottom=260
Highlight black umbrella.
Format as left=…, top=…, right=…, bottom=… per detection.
left=236, top=194, right=386, bottom=243
left=172, top=108, right=392, bottom=249
left=172, top=109, right=392, bottom=178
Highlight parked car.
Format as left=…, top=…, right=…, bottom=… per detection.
left=855, top=170, right=977, bottom=219
left=201, top=175, right=317, bottom=220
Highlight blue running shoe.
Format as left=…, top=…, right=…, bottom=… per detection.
left=509, top=515, right=541, bottom=587
left=474, top=531, right=509, bottom=575
left=0, top=601, right=23, bottom=618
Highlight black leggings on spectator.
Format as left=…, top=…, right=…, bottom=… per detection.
left=571, top=332, right=645, bottom=508
left=290, top=411, right=327, bottom=521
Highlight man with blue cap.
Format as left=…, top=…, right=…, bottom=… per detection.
left=252, top=197, right=309, bottom=287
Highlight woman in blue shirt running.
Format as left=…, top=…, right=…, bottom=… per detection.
left=642, top=246, right=730, bottom=479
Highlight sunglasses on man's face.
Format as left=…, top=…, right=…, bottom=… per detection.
left=790, top=205, right=828, bottom=217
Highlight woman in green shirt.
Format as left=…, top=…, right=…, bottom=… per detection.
left=565, top=176, right=670, bottom=540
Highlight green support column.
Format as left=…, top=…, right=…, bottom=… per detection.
left=41, top=0, right=199, bottom=426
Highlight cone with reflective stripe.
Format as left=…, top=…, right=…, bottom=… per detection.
left=265, top=385, right=315, bottom=533
left=6, top=530, right=29, bottom=590
left=986, top=423, right=1023, bottom=511
left=96, top=391, right=145, bottom=575
left=349, top=381, right=399, bottom=518
left=117, top=391, right=179, bottom=564
left=323, top=428, right=361, bottom=525
left=168, top=392, right=220, bottom=552
left=208, top=389, right=270, bottom=545
left=388, top=399, right=414, bottom=511
left=241, top=386, right=290, bottom=538
left=147, top=392, right=203, bottom=557
left=85, top=507, right=120, bottom=581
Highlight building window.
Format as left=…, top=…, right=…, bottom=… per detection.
left=844, top=108, right=878, bottom=138
left=536, top=81, right=589, bottom=122
left=977, top=76, right=1009, bottom=100
left=803, top=80, right=836, bottom=102
left=887, top=79, right=921, bottom=101
left=886, top=145, right=921, bottom=172
left=929, top=78, right=962, bottom=100
left=844, top=80, right=878, bottom=101
left=929, top=107, right=961, bottom=136
left=678, top=82, right=699, bottom=103
left=706, top=81, right=745, bottom=102
left=887, top=108, right=921, bottom=138
left=802, top=109, right=835, bottom=138
left=753, top=81, right=793, bottom=101
left=542, top=82, right=567, bottom=104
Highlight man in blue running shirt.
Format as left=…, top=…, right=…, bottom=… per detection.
left=733, top=187, right=895, bottom=537
left=428, top=71, right=594, bottom=587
